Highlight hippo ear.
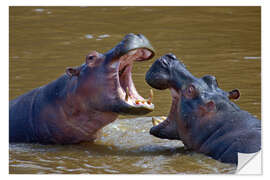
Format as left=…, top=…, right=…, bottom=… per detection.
left=65, top=67, right=81, bottom=78
left=228, top=89, right=240, bottom=100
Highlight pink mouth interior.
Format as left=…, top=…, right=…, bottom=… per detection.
left=153, top=88, right=180, bottom=128
left=117, top=48, right=154, bottom=106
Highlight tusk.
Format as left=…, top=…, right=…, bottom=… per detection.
left=160, top=116, right=167, bottom=120
left=150, top=89, right=153, bottom=99
left=147, top=89, right=154, bottom=104
left=152, top=116, right=166, bottom=126
left=125, top=87, right=129, bottom=101
left=152, top=117, right=160, bottom=126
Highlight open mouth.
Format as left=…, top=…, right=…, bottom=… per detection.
left=116, top=48, right=155, bottom=111
left=151, top=88, right=180, bottom=129
left=149, top=88, right=181, bottom=140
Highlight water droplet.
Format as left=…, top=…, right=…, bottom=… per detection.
left=244, top=56, right=261, bottom=60
left=85, top=34, right=93, bottom=39
left=34, top=8, right=44, bottom=12
left=98, top=34, right=110, bottom=38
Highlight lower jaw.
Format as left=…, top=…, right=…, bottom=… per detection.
left=115, top=84, right=154, bottom=115
left=116, top=106, right=154, bottom=115
left=150, top=116, right=181, bottom=140
left=124, top=108, right=153, bottom=115
left=150, top=92, right=180, bottom=134
left=150, top=120, right=170, bottom=139
left=111, top=100, right=154, bottom=115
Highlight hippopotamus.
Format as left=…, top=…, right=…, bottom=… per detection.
left=9, top=33, right=155, bottom=144
left=145, top=53, right=261, bottom=164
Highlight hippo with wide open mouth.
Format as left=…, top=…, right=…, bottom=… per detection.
left=10, top=33, right=155, bottom=144
left=145, top=53, right=261, bottom=164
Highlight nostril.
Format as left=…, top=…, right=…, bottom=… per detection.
left=166, top=53, right=177, bottom=60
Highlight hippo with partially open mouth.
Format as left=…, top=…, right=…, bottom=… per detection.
left=10, top=33, right=155, bottom=144
left=146, top=53, right=261, bottom=164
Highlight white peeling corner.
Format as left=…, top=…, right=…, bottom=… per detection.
left=236, top=151, right=262, bottom=174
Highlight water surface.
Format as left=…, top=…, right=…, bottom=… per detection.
left=9, top=6, right=260, bottom=174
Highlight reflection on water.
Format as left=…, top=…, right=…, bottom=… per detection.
left=9, top=6, right=260, bottom=174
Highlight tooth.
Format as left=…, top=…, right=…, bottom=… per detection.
left=152, top=117, right=159, bottom=126
left=160, top=116, right=167, bottom=121
left=161, top=116, right=167, bottom=120
left=147, top=89, right=153, bottom=104
left=152, top=117, right=163, bottom=126
left=125, top=87, right=129, bottom=101
left=135, top=100, right=140, bottom=104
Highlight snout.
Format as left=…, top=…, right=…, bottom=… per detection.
left=164, top=53, right=177, bottom=60
left=145, top=53, right=177, bottom=90
left=106, top=33, right=155, bottom=60
left=96, top=34, right=156, bottom=115
left=150, top=118, right=180, bottom=140
left=150, top=119, right=169, bottom=139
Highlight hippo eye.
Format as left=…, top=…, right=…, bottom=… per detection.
left=85, top=54, right=99, bottom=65
left=185, top=84, right=197, bottom=99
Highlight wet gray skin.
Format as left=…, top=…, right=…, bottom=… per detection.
left=145, top=54, right=261, bottom=164
left=9, top=33, right=155, bottom=144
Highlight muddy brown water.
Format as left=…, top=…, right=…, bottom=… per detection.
left=9, top=7, right=260, bottom=174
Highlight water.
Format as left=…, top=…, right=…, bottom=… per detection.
left=9, top=117, right=236, bottom=174
left=9, top=6, right=260, bottom=174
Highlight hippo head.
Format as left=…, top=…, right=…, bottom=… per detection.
left=146, top=54, right=240, bottom=143
left=66, top=33, right=155, bottom=115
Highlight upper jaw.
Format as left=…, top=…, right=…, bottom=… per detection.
left=116, top=33, right=155, bottom=59
left=114, top=48, right=155, bottom=115
left=145, top=54, right=185, bottom=90
left=146, top=55, right=196, bottom=91
left=104, top=33, right=155, bottom=64
left=103, top=33, right=155, bottom=115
